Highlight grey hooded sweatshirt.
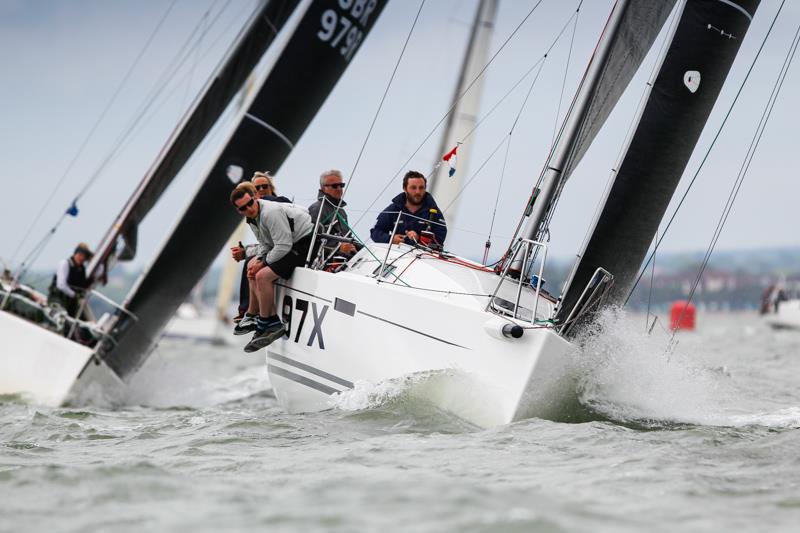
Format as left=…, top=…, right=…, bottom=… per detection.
left=247, top=199, right=313, bottom=264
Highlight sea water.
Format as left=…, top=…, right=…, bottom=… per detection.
left=1, top=312, right=799, bottom=532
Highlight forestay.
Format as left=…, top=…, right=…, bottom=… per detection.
left=520, top=0, right=677, bottom=245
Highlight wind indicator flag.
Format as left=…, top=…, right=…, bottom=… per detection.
left=442, top=143, right=460, bottom=177
left=66, top=200, right=79, bottom=217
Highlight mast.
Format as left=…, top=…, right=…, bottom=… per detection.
left=99, top=0, right=388, bottom=379
left=428, top=0, right=498, bottom=222
left=516, top=0, right=677, bottom=248
left=557, top=0, right=760, bottom=331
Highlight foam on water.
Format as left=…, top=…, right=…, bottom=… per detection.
left=329, top=369, right=503, bottom=427
left=574, top=308, right=800, bottom=428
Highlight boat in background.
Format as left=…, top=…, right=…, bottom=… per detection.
left=761, top=281, right=800, bottom=329
left=1, top=0, right=388, bottom=406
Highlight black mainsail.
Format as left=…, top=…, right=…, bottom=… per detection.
left=557, top=0, right=760, bottom=329
left=97, top=0, right=388, bottom=378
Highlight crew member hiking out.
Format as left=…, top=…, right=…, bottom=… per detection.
left=370, top=171, right=447, bottom=247
left=232, top=173, right=290, bottom=323
left=230, top=182, right=314, bottom=353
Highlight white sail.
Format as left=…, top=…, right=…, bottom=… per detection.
left=428, top=0, right=498, bottom=224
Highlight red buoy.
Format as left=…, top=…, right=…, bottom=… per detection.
left=669, top=300, right=696, bottom=331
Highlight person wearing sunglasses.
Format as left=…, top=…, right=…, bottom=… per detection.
left=252, top=171, right=291, bottom=203
left=232, top=172, right=292, bottom=323
left=308, top=169, right=358, bottom=260
left=229, top=182, right=314, bottom=352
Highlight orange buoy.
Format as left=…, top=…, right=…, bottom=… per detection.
left=669, top=300, right=696, bottom=331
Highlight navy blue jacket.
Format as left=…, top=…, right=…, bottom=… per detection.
left=370, top=192, right=447, bottom=245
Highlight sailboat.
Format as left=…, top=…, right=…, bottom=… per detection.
left=0, top=0, right=389, bottom=405
left=263, top=0, right=762, bottom=427
left=761, top=280, right=800, bottom=330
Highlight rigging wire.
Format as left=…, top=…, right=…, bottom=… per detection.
left=495, top=2, right=583, bottom=270
left=75, top=0, right=235, bottom=202
left=645, top=229, right=657, bottom=332
left=550, top=2, right=582, bottom=148
left=9, top=0, right=179, bottom=266
left=104, top=0, right=248, bottom=174
left=670, top=20, right=800, bottom=339
left=352, top=0, right=548, bottom=228
left=624, top=0, right=789, bottom=306
left=340, top=0, right=427, bottom=203
left=14, top=0, right=243, bottom=280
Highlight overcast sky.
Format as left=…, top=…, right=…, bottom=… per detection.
left=1, top=0, right=798, bottom=282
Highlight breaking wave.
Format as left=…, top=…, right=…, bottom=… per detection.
left=573, top=308, right=800, bottom=429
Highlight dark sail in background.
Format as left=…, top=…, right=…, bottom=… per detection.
left=557, top=0, right=760, bottom=331
left=101, top=0, right=388, bottom=378
left=90, top=1, right=300, bottom=268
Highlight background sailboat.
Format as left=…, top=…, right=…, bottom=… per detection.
left=0, top=0, right=389, bottom=405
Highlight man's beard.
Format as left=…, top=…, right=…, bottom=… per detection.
left=407, top=193, right=424, bottom=206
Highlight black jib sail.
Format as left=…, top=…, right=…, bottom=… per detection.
left=519, top=0, right=677, bottom=244
left=557, top=0, right=760, bottom=331
left=99, top=0, right=388, bottom=379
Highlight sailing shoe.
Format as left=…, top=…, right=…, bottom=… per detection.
left=233, top=314, right=258, bottom=335
left=243, top=321, right=286, bottom=353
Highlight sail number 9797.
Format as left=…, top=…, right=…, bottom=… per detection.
left=317, top=1, right=377, bottom=61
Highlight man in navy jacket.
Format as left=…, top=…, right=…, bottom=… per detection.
left=370, top=171, right=447, bottom=247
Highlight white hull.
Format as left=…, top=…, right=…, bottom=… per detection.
left=0, top=309, right=95, bottom=406
left=265, top=244, right=579, bottom=428
left=764, top=299, right=800, bottom=330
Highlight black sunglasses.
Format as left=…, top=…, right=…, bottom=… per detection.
left=236, top=198, right=255, bottom=212
left=255, top=184, right=272, bottom=191
left=325, top=182, right=346, bottom=189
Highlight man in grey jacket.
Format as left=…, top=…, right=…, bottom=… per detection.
left=230, top=182, right=314, bottom=352
left=308, top=169, right=357, bottom=261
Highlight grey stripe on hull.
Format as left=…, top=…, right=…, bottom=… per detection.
left=269, top=353, right=354, bottom=388
left=357, top=310, right=468, bottom=349
left=268, top=364, right=340, bottom=395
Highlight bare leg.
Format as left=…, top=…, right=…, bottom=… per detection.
left=247, top=282, right=259, bottom=315
left=255, top=266, right=279, bottom=317
left=246, top=257, right=263, bottom=315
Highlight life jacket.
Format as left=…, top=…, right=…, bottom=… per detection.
left=49, top=257, right=89, bottom=296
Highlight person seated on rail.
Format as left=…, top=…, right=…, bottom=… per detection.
left=370, top=170, right=447, bottom=247
left=232, top=172, right=291, bottom=323
left=230, top=182, right=315, bottom=353
left=252, top=171, right=292, bottom=204
left=308, top=169, right=358, bottom=262
left=47, top=242, right=93, bottom=319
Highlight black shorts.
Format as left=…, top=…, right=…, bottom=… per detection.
left=265, top=235, right=313, bottom=279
